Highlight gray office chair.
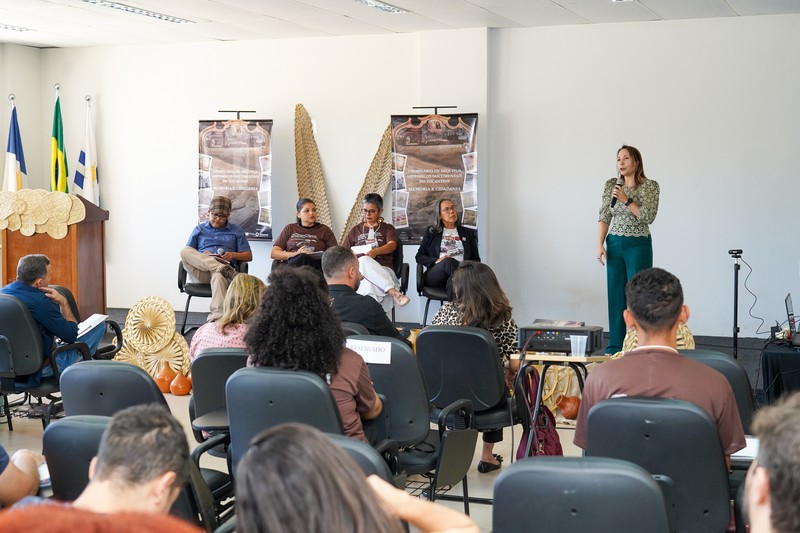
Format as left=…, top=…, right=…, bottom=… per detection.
left=0, top=294, right=91, bottom=429
left=351, top=334, right=479, bottom=513
left=50, top=285, right=122, bottom=359
left=189, top=348, right=249, bottom=443
left=493, top=457, right=670, bottom=533
left=341, top=321, right=370, bottom=336
left=586, top=397, right=731, bottom=533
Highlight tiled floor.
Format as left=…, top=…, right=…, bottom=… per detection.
left=0, top=391, right=582, bottom=533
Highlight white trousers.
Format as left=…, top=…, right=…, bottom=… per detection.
left=357, top=256, right=399, bottom=312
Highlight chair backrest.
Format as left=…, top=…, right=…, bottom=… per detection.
left=327, top=433, right=395, bottom=483
left=43, top=414, right=215, bottom=529
left=341, top=321, right=369, bottom=336
left=416, top=326, right=507, bottom=412
left=226, top=367, right=344, bottom=474
left=350, top=335, right=430, bottom=447
left=493, top=456, right=670, bottom=533
left=0, top=294, right=46, bottom=380
left=43, top=415, right=109, bottom=501
left=586, top=397, right=730, bottom=533
left=679, top=349, right=756, bottom=433
left=178, top=260, right=189, bottom=292
left=61, top=360, right=167, bottom=416
left=191, top=348, right=249, bottom=420
left=50, top=285, right=81, bottom=322
left=392, top=237, right=404, bottom=276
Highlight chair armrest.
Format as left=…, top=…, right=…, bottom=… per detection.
left=236, top=261, right=249, bottom=273
left=50, top=341, right=91, bottom=380
left=399, top=263, right=409, bottom=294
left=416, top=263, right=425, bottom=295
left=436, top=399, right=475, bottom=434
left=94, top=320, right=123, bottom=360
left=190, top=432, right=230, bottom=467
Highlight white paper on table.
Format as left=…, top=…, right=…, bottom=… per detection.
left=350, top=244, right=372, bottom=256
left=38, top=462, right=51, bottom=488
left=346, top=338, right=392, bottom=364
left=732, top=435, right=759, bottom=460
left=77, top=313, right=108, bottom=336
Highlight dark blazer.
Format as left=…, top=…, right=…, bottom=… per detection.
left=415, top=225, right=480, bottom=268
left=328, top=284, right=412, bottom=347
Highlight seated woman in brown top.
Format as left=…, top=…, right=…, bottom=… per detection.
left=271, top=198, right=338, bottom=270
left=244, top=267, right=382, bottom=443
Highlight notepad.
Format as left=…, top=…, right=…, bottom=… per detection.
left=77, top=313, right=107, bottom=337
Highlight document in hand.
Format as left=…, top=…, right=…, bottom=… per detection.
left=77, top=313, right=108, bottom=337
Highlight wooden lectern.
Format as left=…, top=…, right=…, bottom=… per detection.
left=1, top=196, right=108, bottom=320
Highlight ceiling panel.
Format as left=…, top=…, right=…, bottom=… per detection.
left=0, top=0, right=799, bottom=48
left=557, top=1, right=660, bottom=23
left=641, top=0, right=736, bottom=20
left=726, top=0, right=800, bottom=16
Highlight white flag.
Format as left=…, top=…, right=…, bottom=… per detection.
left=73, top=103, right=99, bottom=205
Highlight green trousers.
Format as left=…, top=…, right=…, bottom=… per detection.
left=605, top=234, right=653, bottom=353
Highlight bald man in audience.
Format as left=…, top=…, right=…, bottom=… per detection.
left=744, top=392, right=800, bottom=533
left=574, top=267, right=746, bottom=463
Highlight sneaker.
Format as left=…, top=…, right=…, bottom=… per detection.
left=392, top=292, right=410, bottom=308
left=220, top=265, right=237, bottom=282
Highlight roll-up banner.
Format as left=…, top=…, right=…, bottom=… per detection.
left=390, top=113, right=478, bottom=244
left=198, top=119, right=273, bottom=240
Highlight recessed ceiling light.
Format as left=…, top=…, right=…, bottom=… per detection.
left=352, top=0, right=407, bottom=14
left=0, top=23, right=34, bottom=32
left=81, top=0, right=195, bottom=24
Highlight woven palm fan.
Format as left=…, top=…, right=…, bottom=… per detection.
left=338, top=125, right=394, bottom=243
left=294, top=103, right=332, bottom=228
left=122, top=296, right=176, bottom=353
left=67, top=195, right=86, bottom=224
left=115, top=331, right=190, bottom=378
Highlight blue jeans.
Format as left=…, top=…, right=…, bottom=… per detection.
left=41, top=322, right=106, bottom=378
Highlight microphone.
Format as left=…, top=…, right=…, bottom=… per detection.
left=610, top=175, right=624, bottom=208
left=217, top=247, right=225, bottom=255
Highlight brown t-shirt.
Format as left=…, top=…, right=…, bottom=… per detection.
left=273, top=222, right=337, bottom=253
left=329, top=348, right=378, bottom=443
left=573, top=347, right=746, bottom=455
left=342, top=221, right=398, bottom=269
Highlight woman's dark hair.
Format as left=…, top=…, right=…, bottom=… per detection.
left=432, top=198, right=455, bottom=231
left=450, top=261, right=512, bottom=330
left=236, top=423, right=404, bottom=533
left=244, top=267, right=343, bottom=377
left=295, top=197, right=315, bottom=224
left=362, top=193, right=383, bottom=211
left=618, top=145, right=647, bottom=186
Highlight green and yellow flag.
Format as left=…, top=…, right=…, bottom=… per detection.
left=50, top=96, right=69, bottom=192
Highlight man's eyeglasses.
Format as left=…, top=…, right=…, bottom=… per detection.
left=210, top=213, right=229, bottom=220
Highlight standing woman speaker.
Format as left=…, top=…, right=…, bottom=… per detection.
left=596, top=145, right=660, bottom=354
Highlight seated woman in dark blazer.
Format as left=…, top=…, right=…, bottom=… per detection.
left=415, top=198, right=480, bottom=298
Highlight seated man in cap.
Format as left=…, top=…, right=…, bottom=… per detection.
left=180, top=196, right=252, bottom=321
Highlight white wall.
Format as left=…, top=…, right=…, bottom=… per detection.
left=32, top=28, right=488, bottom=321
left=489, top=14, right=800, bottom=336
left=7, top=15, right=799, bottom=336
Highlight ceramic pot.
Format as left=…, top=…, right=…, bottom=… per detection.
left=155, top=362, right=177, bottom=394
left=556, top=394, right=580, bottom=419
left=170, top=371, right=192, bottom=396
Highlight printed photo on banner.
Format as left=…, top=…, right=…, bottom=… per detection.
left=462, top=208, right=477, bottom=228
left=462, top=152, right=477, bottom=173
left=390, top=113, right=478, bottom=243
left=463, top=172, right=476, bottom=191
left=198, top=119, right=274, bottom=240
left=392, top=171, right=406, bottom=191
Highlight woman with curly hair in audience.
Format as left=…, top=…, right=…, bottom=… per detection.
left=236, top=423, right=478, bottom=533
left=244, top=267, right=382, bottom=443
left=189, top=273, right=265, bottom=361
left=431, top=261, right=518, bottom=474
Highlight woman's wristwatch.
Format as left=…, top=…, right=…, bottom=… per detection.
left=625, top=198, right=634, bottom=206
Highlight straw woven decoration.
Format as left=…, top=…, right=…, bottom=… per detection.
left=116, top=331, right=190, bottom=378
left=0, top=190, right=85, bottom=240
left=121, top=296, right=176, bottom=353
left=338, top=125, right=394, bottom=243
left=294, top=103, right=332, bottom=229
